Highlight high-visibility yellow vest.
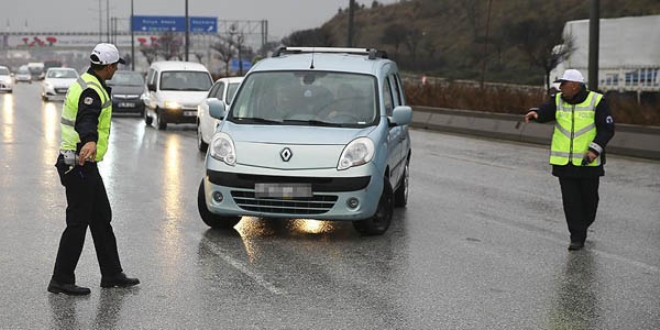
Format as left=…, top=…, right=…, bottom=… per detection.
left=59, top=73, right=112, bottom=162
left=549, top=91, right=602, bottom=166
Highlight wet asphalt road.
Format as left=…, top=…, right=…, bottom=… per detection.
left=0, top=83, right=659, bottom=329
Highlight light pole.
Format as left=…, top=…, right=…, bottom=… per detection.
left=588, top=0, right=599, bottom=91
left=98, top=0, right=102, bottom=43
left=131, top=0, right=135, bottom=71
left=106, top=0, right=110, bottom=43
left=185, top=0, right=189, bottom=62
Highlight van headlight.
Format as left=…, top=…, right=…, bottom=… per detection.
left=209, top=132, right=236, bottom=166
left=164, top=100, right=181, bottom=110
left=338, top=137, right=374, bottom=170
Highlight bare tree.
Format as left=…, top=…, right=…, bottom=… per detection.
left=155, top=32, right=183, bottom=61
left=194, top=53, right=204, bottom=63
left=461, top=0, right=481, bottom=39
left=504, top=16, right=574, bottom=88
left=140, top=47, right=157, bottom=66
left=404, top=28, right=424, bottom=60
left=211, top=36, right=235, bottom=77
left=380, top=23, right=408, bottom=57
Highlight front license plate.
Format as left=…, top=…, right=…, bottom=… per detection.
left=119, top=102, right=135, bottom=108
left=183, top=110, right=196, bottom=117
left=255, top=183, right=313, bottom=198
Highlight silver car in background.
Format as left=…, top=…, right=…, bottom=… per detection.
left=14, top=66, right=32, bottom=84
left=41, top=67, right=79, bottom=102
left=197, top=76, right=243, bottom=151
left=0, top=66, right=13, bottom=93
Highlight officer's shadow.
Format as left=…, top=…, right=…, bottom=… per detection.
left=48, top=292, right=88, bottom=330
left=91, top=287, right=140, bottom=329
left=547, top=250, right=599, bottom=329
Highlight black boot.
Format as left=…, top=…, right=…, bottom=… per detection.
left=48, top=279, right=91, bottom=296
left=568, top=241, right=585, bottom=251
left=100, top=272, right=140, bottom=288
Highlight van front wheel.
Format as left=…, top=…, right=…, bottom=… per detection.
left=157, top=108, right=167, bottom=130
left=197, top=179, right=242, bottom=229
left=353, top=178, right=393, bottom=235
left=144, top=108, right=153, bottom=126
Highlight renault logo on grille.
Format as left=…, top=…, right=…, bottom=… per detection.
left=280, top=147, right=293, bottom=162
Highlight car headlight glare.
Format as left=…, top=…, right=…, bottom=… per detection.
left=338, top=137, right=374, bottom=170
left=164, top=100, right=181, bottom=110
left=210, top=132, right=236, bottom=166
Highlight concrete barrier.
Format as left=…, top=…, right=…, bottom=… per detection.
left=411, top=106, right=660, bottom=160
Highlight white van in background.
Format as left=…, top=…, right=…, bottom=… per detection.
left=143, top=61, right=213, bottom=130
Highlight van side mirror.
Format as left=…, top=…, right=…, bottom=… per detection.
left=389, top=106, right=412, bottom=126
left=208, top=99, right=226, bottom=120
left=147, top=83, right=156, bottom=92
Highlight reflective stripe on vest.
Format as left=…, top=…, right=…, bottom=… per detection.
left=59, top=73, right=113, bottom=162
left=549, top=91, right=602, bottom=166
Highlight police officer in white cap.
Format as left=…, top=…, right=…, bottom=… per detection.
left=49, top=43, right=139, bottom=295
left=525, top=69, right=615, bottom=251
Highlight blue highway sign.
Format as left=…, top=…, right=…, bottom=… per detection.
left=132, top=15, right=217, bottom=33
left=133, top=16, right=185, bottom=32
left=190, top=17, right=217, bottom=33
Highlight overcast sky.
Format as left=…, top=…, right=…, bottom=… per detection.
left=0, top=0, right=398, bottom=40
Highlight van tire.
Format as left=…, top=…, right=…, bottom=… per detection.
left=353, top=178, right=393, bottom=235
left=144, top=108, right=153, bottom=125
left=197, top=122, right=208, bottom=152
left=197, top=179, right=242, bottom=229
left=156, top=109, right=167, bottom=130
left=394, top=162, right=409, bottom=208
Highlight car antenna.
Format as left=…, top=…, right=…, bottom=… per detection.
left=309, top=48, right=315, bottom=69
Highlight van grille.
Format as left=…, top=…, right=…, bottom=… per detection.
left=231, top=191, right=338, bottom=215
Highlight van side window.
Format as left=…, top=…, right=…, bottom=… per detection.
left=214, top=82, right=226, bottom=100
left=208, top=82, right=221, bottom=98
left=146, top=69, right=155, bottom=87
left=383, top=78, right=394, bottom=116
left=392, top=74, right=404, bottom=106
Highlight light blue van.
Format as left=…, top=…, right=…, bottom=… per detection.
left=197, top=47, right=412, bottom=235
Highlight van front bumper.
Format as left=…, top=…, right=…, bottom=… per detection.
left=203, top=165, right=384, bottom=221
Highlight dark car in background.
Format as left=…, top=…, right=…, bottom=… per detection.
left=107, top=70, right=146, bottom=115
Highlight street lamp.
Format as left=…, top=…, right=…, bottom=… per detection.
left=131, top=0, right=135, bottom=70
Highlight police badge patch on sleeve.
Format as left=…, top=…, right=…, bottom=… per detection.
left=606, top=115, right=614, bottom=124
left=84, top=97, right=94, bottom=105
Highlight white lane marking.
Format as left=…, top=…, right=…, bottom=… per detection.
left=194, top=233, right=285, bottom=295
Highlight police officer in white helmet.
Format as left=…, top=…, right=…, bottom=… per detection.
left=49, top=43, right=139, bottom=295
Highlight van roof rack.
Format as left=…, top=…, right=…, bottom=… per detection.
left=273, top=47, right=388, bottom=60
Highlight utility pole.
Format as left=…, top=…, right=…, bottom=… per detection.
left=98, top=0, right=102, bottom=43
left=481, top=0, right=493, bottom=89
left=185, top=0, right=189, bottom=62
left=131, top=0, right=135, bottom=71
left=588, top=0, right=600, bottom=91
left=347, top=0, right=355, bottom=47
left=106, top=0, right=110, bottom=43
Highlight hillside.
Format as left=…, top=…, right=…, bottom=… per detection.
left=317, top=0, right=660, bottom=86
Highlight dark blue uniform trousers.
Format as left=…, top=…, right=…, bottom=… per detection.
left=53, top=158, right=123, bottom=284
left=558, top=177, right=600, bottom=244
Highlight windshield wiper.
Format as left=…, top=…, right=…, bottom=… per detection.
left=234, top=117, right=283, bottom=124
left=282, top=119, right=347, bottom=127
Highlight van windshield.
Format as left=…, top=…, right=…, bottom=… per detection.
left=229, top=71, right=378, bottom=127
left=160, top=71, right=212, bottom=91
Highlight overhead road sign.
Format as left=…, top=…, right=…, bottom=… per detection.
left=132, top=16, right=217, bottom=33
left=190, top=17, right=217, bottom=33
left=133, top=16, right=185, bottom=32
